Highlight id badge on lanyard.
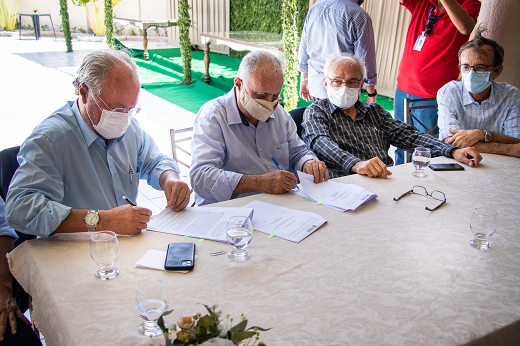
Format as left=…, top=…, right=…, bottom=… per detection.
left=413, top=34, right=427, bottom=51
left=413, top=5, right=436, bottom=52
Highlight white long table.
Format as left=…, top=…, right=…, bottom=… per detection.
left=8, top=154, right=520, bottom=346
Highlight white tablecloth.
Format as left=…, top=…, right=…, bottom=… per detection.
left=8, top=154, right=520, bottom=346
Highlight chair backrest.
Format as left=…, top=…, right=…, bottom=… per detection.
left=0, top=146, right=36, bottom=245
left=404, top=98, right=438, bottom=163
left=288, top=107, right=307, bottom=139
left=169, top=128, right=193, bottom=169
left=0, top=146, right=20, bottom=201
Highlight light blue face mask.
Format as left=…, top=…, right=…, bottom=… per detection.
left=462, top=70, right=492, bottom=94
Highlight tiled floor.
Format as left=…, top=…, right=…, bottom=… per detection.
left=0, top=36, right=196, bottom=215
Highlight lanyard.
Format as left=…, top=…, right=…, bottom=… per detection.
left=423, top=4, right=447, bottom=36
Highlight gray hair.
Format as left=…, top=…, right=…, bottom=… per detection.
left=73, top=49, right=139, bottom=95
left=323, top=53, right=366, bottom=80
left=237, top=50, right=285, bottom=87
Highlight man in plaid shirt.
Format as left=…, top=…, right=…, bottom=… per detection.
left=301, top=53, right=482, bottom=179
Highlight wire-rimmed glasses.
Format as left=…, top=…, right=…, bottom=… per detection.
left=393, top=185, right=446, bottom=211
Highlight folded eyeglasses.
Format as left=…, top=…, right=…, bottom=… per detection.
left=393, top=185, right=446, bottom=212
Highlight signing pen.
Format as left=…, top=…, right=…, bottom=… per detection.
left=122, top=196, right=137, bottom=206
left=122, top=196, right=154, bottom=220
left=270, top=156, right=283, bottom=170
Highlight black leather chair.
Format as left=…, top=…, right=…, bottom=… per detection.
left=0, top=146, right=36, bottom=247
left=0, top=147, right=41, bottom=344
left=288, top=107, right=307, bottom=139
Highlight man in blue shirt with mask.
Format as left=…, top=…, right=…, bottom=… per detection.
left=191, top=50, right=328, bottom=206
left=6, top=49, right=190, bottom=237
left=438, top=26, right=520, bottom=157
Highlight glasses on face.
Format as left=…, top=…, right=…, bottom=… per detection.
left=393, top=185, right=446, bottom=212
left=458, top=64, right=496, bottom=74
left=327, top=77, right=362, bottom=88
left=90, top=91, right=141, bottom=116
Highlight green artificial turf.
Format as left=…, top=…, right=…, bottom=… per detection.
left=118, top=40, right=394, bottom=114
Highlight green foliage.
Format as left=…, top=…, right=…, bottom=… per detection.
left=230, top=0, right=308, bottom=36
left=104, top=0, right=114, bottom=47
left=178, top=0, right=192, bottom=85
left=282, top=0, right=299, bottom=111
left=59, top=0, right=73, bottom=52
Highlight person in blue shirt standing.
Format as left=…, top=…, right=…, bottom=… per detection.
left=298, top=0, right=378, bottom=103
left=6, top=49, right=190, bottom=238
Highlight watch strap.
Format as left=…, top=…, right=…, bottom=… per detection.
left=367, top=90, right=377, bottom=97
left=85, top=209, right=99, bottom=232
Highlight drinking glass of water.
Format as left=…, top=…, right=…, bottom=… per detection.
left=470, top=207, right=497, bottom=250
left=90, top=231, right=120, bottom=280
left=135, top=278, right=169, bottom=337
left=226, top=216, right=253, bottom=261
left=412, top=147, right=431, bottom=177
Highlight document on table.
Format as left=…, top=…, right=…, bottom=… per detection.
left=147, top=207, right=254, bottom=242
left=242, top=200, right=327, bottom=243
left=292, top=171, right=377, bottom=212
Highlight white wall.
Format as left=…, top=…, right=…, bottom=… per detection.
left=17, top=0, right=89, bottom=32
left=16, top=0, right=169, bottom=33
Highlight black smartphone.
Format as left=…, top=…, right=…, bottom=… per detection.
left=429, top=163, right=465, bottom=171
left=164, top=242, right=195, bottom=271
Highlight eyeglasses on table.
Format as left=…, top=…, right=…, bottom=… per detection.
left=393, top=185, right=446, bottom=212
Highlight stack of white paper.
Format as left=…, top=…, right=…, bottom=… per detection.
left=242, top=200, right=327, bottom=243
left=290, top=171, right=377, bottom=212
left=147, top=207, right=254, bottom=242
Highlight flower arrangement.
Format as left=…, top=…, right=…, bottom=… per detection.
left=157, top=304, right=270, bottom=346
left=32, top=8, right=37, bottom=13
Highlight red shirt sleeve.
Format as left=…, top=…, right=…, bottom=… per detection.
left=461, top=0, right=481, bottom=22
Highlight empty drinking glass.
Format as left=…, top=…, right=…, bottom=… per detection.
left=470, top=207, right=497, bottom=250
left=90, top=231, right=120, bottom=280
left=135, top=279, right=169, bottom=337
left=226, top=216, right=253, bottom=261
left=412, top=147, right=431, bottom=177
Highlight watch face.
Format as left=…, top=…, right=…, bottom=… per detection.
left=85, top=212, right=99, bottom=225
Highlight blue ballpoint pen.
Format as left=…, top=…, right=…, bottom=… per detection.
left=270, top=156, right=283, bottom=170
left=271, top=157, right=299, bottom=190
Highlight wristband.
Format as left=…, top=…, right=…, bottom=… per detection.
left=302, top=78, right=309, bottom=81
left=367, top=90, right=377, bottom=97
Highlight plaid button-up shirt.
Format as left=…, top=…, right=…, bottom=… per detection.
left=302, top=99, right=456, bottom=178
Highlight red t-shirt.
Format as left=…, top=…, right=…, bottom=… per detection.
left=397, top=0, right=481, bottom=98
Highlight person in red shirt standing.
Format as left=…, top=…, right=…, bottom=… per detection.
left=394, top=0, right=481, bottom=165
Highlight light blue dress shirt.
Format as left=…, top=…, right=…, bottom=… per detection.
left=6, top=101, right=179, bottom=237
left=297, top=0, right=377, bottom=99
left=190, top=88, right=317, bottom=205
left=438, top=81, right=520, bottom=141
left=0, top=197, right=17, bottom=239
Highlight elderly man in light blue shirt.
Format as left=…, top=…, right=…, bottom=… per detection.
left=191, top=50, right=328, bottom=206
left=6, top=50, right=190, bottom=238
left=438, top=28, right=520, bottom=158
left=298, top=0, right=377, bottom=102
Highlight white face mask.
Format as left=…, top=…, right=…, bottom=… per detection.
left=327, top=85, right=359, bottom=109
left=240, top=89, right=278, bottom=122
left=86, top=92, right=133, bottom=139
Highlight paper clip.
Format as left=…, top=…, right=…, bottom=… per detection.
left=210, top=251, right=227, bottom=256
